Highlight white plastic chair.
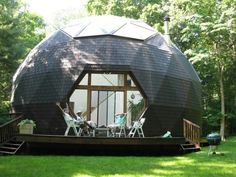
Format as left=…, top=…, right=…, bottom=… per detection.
left=108, top=113, right=127, bottom=137
left=128, top=118, right=145, bottom=138
left=63, top=112, right=83, bottom=136
left=57, top=103, right=94, bottom=136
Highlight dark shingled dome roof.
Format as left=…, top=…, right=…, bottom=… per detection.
left=11, top=15, right=201, bottom=136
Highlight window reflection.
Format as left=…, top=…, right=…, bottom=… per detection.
left=127, top=75, right=136, bottom=87
left=78, top=74, right=88, bottom=85
left=127, top=91, right=144, bottom=126
left=91, top=73, right=124, bottom=86
left=69, top=89, right=88, bottom=119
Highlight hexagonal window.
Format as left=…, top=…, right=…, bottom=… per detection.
left=69, top=72, right=147, bottom=127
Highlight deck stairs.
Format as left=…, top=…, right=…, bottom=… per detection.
left=182, top=118, right=201, bottom=153
left=0, top=137, right=25, bottom=155
left=180, top=141, right=201, bottom=153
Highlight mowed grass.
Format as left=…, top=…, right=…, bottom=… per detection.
left=0, top=137, right=236, bottom=177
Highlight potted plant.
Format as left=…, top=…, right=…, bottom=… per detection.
left=18, top=119, right=36, bottom=134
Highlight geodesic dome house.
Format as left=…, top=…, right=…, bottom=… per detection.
left=11, top=15, right=201, bottom=136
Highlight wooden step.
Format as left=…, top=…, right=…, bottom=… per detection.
left=180, top=143, right=201, bottom=152
left=4, top=143, right=22, bottom=147
left=181, top=144, right=195, bottom=148
left=184, top=147, right=200, bottom=150
left=0, top=146, right=18, bottom=150
left=0, top=148, right=17, bottom=154
left=0, top=150, right=15, bottom=155
left=0, top=137, right=25, bottom=155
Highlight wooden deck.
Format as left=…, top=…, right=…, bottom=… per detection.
left=1, top=116, right=199, bottom=155
left=15, top=134, right=186, bottom=155
left=16, top=134, right=185, bottom=145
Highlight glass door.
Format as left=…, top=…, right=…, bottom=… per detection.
left=90, top=90, right=124, bottom=127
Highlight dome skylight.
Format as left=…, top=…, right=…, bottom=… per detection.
left=61, top=15, right=157, bottom=40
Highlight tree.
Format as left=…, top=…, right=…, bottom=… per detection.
left=188, top=2, right=236, bottom=140
left=46, top=6, right=88, bottom=34
left=0, top=0, right=46, bottom=118
left=165, top=0, right=236, bottom=140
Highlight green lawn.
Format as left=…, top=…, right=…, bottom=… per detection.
left=0, top=137, right=236, bottom=177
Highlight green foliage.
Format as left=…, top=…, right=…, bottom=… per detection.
left=46, top=6, right=88, bottom=34
left=0, top=0, right=46, bottom=111
left=17, top=119, right=36, bottom=128
left=0, top=101, right=11, bottom=125
left=0, top=101, right=10, bottom=114
left=0, top=137, right=236, bottom=177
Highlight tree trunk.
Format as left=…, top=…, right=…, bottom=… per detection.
left=219, top=65, right=225, bottom=141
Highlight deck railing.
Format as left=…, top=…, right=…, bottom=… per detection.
left=183, top=118, right=201, bottom=147
left=0, top=114, right=23, bottom=144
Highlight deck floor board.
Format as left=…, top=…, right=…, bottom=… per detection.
left=16, top=134, right=186, bottom=145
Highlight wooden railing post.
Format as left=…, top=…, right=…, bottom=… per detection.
left=0, top=114, right=23, bottom=144
left=183, top=119, right=201, bottom=147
